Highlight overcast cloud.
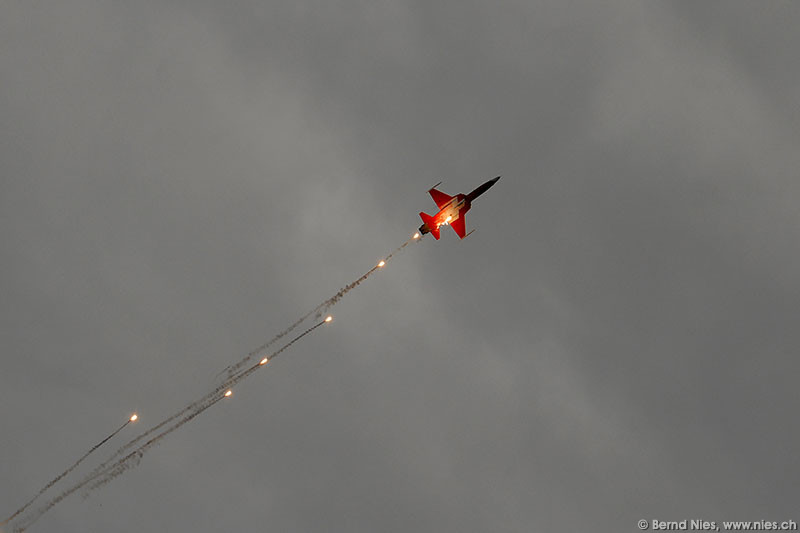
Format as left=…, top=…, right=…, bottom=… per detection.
left=2, top=2, right=799, bottom=531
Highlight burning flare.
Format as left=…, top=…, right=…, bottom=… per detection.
left=129, top=414, right=138, bottom=422
left=224, top=390, right=233, bottom=398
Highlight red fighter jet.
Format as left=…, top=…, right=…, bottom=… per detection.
left=418, top=176, right=500, bottom=240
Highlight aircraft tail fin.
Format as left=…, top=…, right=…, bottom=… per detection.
left=419, top=212, right=440, bottom=240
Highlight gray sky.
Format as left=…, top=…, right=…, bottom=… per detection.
left=2, top=2, right=799, bottom=531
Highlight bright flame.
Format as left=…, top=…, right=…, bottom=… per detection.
left=445, top=215, right=452, bottom=223
left=378, top=260, right=385, bottom=267
left=130, top=414, right=138, bottom=422
left=260, top=357, right=268, bottom=365
left=413, top=232, right=420, bottom=239
left=325, top=315, right=333, bottom=323
left=224, top=390, right=233, bottom=398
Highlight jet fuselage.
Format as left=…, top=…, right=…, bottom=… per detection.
left=418, top=176, right=499, bottom=239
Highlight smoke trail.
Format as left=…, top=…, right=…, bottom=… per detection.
left=9, top=232, right=423, bottom=532
left=87, top=321, right=331, bottom=496
left=12, top=321, right=327, bottom=533
left=92, top=319, right=330, bottom=484
left=384, top=234, right=417, bottom=262
left=222, top=234, right=422, bottom=379
left=1, top=417, right=135, bottom=526
left=93, top=320, right=328, bottom=488
left=80, top=402, right=204, bottom=485
left=12, top=397, right=225, bottom=533
left=93, top=233, right=422, bottom=483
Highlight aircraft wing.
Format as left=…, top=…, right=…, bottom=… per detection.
left=451, top=215, right=467, bottom=239
left=428, top=188, right=453, bottom=209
